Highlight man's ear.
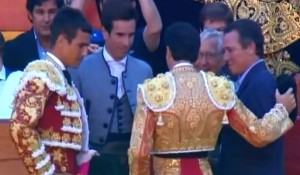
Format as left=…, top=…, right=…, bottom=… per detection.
left=246, top=41, right=256, bottom=55
left=56, top=34, right=68, bottom=47
left=27, top=12, right=33, bottom=23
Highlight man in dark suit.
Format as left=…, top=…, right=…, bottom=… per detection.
left=69, top=1, right=152, bottom=175
left=218, top=19, right=288, bottom=175
left=3, top=0, right=65, bottom=72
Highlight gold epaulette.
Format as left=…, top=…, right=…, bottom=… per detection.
left=139, top=72, right=176, bottom=112
left=21, top=60, right=65, bottom=92
left=202, top=71, right=236, bottom=110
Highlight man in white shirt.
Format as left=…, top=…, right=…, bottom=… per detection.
left=69, top=1, right=153, bottom=174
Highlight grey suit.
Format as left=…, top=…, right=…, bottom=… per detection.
left=69, top=49, right=152, bottom=175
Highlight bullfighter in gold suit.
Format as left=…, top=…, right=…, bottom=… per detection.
left=9, top=8, right=96, bottom=175
left=128, top=22, right=296, bottom=175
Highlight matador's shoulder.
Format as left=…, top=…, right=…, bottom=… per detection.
left=138, top=72, right=176, bottom=112
left=201, top=71, right=236, bottom=110
left=20, top=60, right=65, bottom=92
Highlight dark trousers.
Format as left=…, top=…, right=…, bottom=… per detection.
left=89, top=135, right=131, bottom=175
left=89, top=154, right=129, bottom=175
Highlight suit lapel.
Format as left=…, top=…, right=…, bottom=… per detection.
left=27, top=29, right=40, bottom=60
left=236, top=61, right=267, bottom=96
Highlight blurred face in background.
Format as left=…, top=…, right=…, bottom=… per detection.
left=29, top=0, right=59, bottom=37
left=194, top=37, right=224, bottom=74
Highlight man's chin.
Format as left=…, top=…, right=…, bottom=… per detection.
left=39, top=31, right=51, bottom=37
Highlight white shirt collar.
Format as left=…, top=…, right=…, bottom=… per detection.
left=46, top=52, right=66, bottom=70
left=173, top=62, right=193, bottom=68
left=0, top=66, right=6, bottom=80
left=103, top=47, right=127, bottom=64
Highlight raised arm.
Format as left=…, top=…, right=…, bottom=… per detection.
left=128, top=88, right=155, bottom=175
left=139, top=0, right=162, bottom=52
left=10, top=77, right=55, bottom=175
left=68, top=0, right=89, bottom=12
left=228, top=93, right=294, bottom=148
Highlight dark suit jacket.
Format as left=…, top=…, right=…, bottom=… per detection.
left=219, top=61, right=284, bottom=175
left=3, top=29, right=39, bottom=72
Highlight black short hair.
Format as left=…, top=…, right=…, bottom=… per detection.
left=101, top=0, right=137, bottom=33
left=200, top=2, right=233, bottom=26
left=224, top=19, right=264, bottom=58
left=26, top=0, right=64, bottom=13
left=164, top=22, right=200, bottom=63
left=50, top=7, right=92, bottom=48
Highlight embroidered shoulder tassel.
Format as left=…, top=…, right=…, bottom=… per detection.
left=157, top=112, right=164, bottom=126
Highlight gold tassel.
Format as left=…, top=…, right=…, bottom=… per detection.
left=157, top=112, right=164, bottom=126
left=222, top=110, right=229, bottom=124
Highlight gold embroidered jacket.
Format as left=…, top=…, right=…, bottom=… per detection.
left=201, top=0, right=300, bottom=75
left=9, top=60, right=85, bottom=175
left=128, top=65, right=293, bottom=175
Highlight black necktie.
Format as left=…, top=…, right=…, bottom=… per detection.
left=63, top=70, right=72, bottom=85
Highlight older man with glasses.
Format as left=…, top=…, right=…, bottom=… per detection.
left=194, top=28, right=225, bottom=75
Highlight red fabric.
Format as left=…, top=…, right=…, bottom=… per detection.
left=180, top=158, right=203, bottom=175
left=37, top=93, right=80, bottom=174
left=77, top=162, right=90, bottom=175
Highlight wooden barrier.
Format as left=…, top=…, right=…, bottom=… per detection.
left=0, top=120, right=28, bottom=175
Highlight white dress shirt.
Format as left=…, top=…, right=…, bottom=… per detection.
left=0, top=71, right=23, bottom=119
left=103, top=47, right=127, bottom=98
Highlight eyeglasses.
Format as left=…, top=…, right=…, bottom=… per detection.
left=198, top=52, right=223, bottom=60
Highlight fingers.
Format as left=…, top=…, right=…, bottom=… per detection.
left=275, top=89, right=280, bottom=97
left=284, top=88, right=293, bottom=95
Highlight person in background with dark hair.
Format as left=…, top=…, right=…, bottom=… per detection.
left=128, top=21, right=296, bottom=175
left=69, top=1, right=153, bottom=175
left=3, top=0, right=65, bottom=72
left=2, top=0, right=90, bottom=72
left=218, top=19, right=290, bottom=175
left=9, top=7, right=97, bottom=175
left=199, top=2, right=233, bottom=32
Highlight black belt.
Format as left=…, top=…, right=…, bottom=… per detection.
left=153, top=151, right=208, bottom=159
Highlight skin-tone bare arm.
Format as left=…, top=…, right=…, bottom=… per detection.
left=139, top=0, right=162, bottom=52
left=68, top=0, right=89, bottom=11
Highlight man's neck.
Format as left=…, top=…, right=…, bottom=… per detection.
left=171, top=60, right=191, bottom=68
left=36, top=34, right=51, bottom=50
left=104, top=45, right=126, bottom=61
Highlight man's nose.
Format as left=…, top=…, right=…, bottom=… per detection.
left=122, top=36, right=131, bottom=47
left=224, top=51, right=230, bottom=61
left=43, top=13, right=51, bottom=22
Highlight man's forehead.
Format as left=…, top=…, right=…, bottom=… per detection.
left=33, top=0, right=58, bottom=9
